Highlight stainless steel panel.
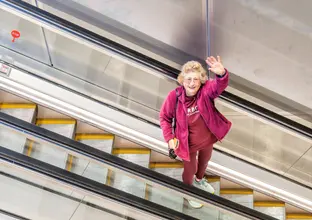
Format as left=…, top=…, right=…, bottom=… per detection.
left=103, top=57, right=167, bottom=102
left=287, top=146, right=312, bottom=186
left=252, top=121, right=310, bottom=165
left=220, top=86, right=312, bottom=127
left=43, top=28, right=111, bottom=82
left=216, top=86, right=312, bottom=128
left=0, top=45, right=159, bottom=123
left=219, top=107, right=311, bottom=174
left=37, top=0, right=208, bottom=66
left=42, top=27, right=172, bottom=119
left=68, top=0, right=207, bottom=57
left=0, top=8, right=50, bottom=64
left=223, top=115, right=255, bottom=151
left=285, top=167, right=312, bottom=188
left=217, top=109, right=312, bottom=175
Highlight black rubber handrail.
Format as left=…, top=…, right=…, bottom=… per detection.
left=0, top=209, right=30, bottom=220
left=3, top=0, right=312, bottom=141
left=0, top=112, right=276, bottom=220
left=0, top=147, right=197, bottom=220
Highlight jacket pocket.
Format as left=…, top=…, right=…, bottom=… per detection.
left=212, top=105, right=226, bottom=121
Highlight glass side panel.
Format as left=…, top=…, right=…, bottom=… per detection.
left=0, top=119, right=252, bottom=220
left=0, top=1, right=311, bottom=188
left=30, top=0, right=198, bottom=69
left=0, top=158, right=162, bottom=220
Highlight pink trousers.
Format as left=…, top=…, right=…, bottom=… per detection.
left=182, top=144, right=213, bottom=185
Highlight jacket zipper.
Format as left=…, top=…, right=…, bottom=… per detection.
left=198, top=89, right=220, bottom=142
left=182, top=101, right=190, bottom=161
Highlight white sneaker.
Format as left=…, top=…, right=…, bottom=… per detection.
left=187, top=199, right=203, bottom=209
left=193, top=178, right=215, bottom=194
left=187, top=178, right=215, bottom=209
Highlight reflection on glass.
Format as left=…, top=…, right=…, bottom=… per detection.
left=0, top=121, right=249, bottom=220
left=0, top=160, right=160, bottom=220
left=215, top=102, right=312, bottom=185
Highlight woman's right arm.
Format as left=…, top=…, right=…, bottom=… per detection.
left=159, top=90, right=176, bottom=148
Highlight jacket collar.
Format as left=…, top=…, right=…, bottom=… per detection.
left=177, top=85, right=202, bottom=103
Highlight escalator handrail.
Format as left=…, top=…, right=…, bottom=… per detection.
left=0, top=208, right=30, bottom=220
left=0, top=111, right=277, bottom=220
left=0, top=147, right=198, bottom=220
left=2, top=0, right=312, bottom=141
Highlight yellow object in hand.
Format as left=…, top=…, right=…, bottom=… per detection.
left=173, top=138, right=179, bottom=149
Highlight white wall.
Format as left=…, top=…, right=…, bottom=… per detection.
left=211, top=0, right=312, bottom=109
left=67, top=0, right=208, bottom=60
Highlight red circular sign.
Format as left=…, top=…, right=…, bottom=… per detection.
left=11, top=30, right=20, bottom=42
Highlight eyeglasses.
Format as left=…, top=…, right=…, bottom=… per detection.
left=184, top=77, right=200, bottom=84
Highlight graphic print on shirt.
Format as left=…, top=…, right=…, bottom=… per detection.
left=187, top=105, right=199, bottom=116
left=185, top=96, right=218, bottom=150
left=185, top=97, right=200, bottom=125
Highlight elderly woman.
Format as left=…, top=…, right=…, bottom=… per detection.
left=159, top=56, right=232, bottom=208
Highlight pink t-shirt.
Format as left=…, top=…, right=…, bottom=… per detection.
left=185, top=96, right=217, bottom=152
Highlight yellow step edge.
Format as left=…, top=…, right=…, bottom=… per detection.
left=205, top=176, right=221, bottom=183
left=220, top=188, right=253, bottom=195
left=75, top=133, right=114, bottom=140
left=254, top=201, right=285, bottom=207
left=36, top=118, right=76, bottom=125
left=286, top=213, right=312, bottom=219
left=149, top=162, right=183, bottom=169
left=113, top=148, right=150, bottom=155
left=0, top=103, right=36, bottom=109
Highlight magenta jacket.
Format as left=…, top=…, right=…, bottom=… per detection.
left=159, top=70, right=232, bottom=161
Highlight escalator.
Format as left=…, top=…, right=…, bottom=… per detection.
left=0, top=110, right=275, bottom=220
left=1, top=88, right=310, bottom=220
left=0, top=0, right=312, bottom=219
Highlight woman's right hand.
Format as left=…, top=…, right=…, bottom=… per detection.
left=168, top=138, right=179, bottom=150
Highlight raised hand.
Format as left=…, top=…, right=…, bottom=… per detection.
left=206, top=56, right=226, bottom=76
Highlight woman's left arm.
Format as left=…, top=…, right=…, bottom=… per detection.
left=203, top=56, right=229, bottom=99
